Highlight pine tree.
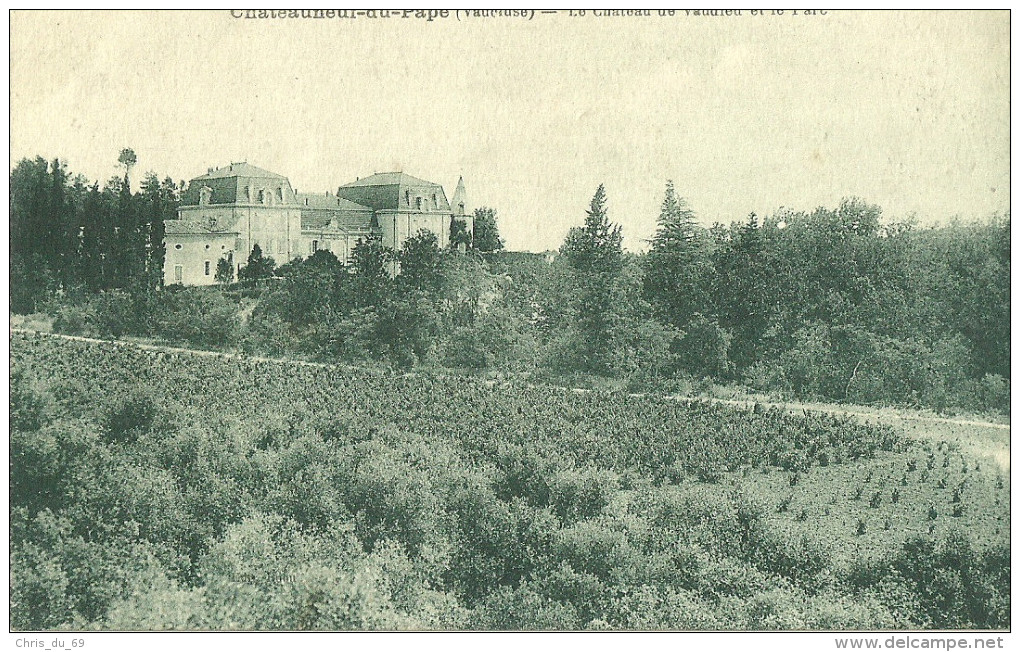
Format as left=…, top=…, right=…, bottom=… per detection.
left=642, top=180, right=711, bottom=330
left=561, top=184, right=624, bottom=373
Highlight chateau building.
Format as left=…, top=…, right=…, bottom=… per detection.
left=163, top=163, right=470, bottom=285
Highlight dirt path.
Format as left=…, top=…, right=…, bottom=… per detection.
left=11, top=328, right=1010, bottom=470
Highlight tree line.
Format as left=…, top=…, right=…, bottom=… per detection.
left=562, top=182, right=1009, bottom=412
left=10, top=151, right=178, bottom=313
left=10, top=153, right=1010, bottom=414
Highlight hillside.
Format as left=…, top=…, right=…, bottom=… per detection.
left=10, top=332, right=1009, bottom=630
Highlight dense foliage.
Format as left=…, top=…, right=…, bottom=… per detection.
left=12, top=155, right=1008, bottom=414
left=10, top=155, right=178, bottom=312
left=10, top=334, right=1009, bottom=631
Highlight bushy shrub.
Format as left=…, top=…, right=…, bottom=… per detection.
left=554, top=518, right=640, bottom=585
left=442, top=305, right=538, bottom=371
left=11, top=366, right=50, bottom=432
left=103, top=389, right=162, bottom=444
left=850, top=529, right=1010, bottom=628
left=239, top=312, right=291, bottom=356
left=372, top=293, right=443, bottom=368
left=674, top=315, right=732, bottom=378
left=470, top=583, right=579, bottom=631
left=959, top=374, right=1010, bottom=416
left=609, top=585, right=723, bottom=630
left=548, top=465, right=620, bottom=523
left=51, top=290, right=136, bottom=339
left=150, top=287, right=240, bottom=349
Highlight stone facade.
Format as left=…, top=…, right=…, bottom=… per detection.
left=164, top=164, right=468, bottom=285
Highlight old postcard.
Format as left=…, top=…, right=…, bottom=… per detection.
left=8, top=9, right=1010, bottom=650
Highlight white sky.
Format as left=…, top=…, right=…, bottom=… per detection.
left=10, top=10, right=1010, bottom=252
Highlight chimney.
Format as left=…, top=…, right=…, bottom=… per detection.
left=207, top=167, right=214, bottom=174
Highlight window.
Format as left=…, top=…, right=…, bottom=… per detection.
left=175, top=244, right=182, bottom=250
left=432, top=193, right=438, bottom=209
left=415, top=197, right=422, bottom=210
left=258, top=189, right=265, bottom=204
left=276, top=188, right=283, bottom=202
left=278, top=240, right=286, bottom=254
left=205, top=244, right=211, bottom=250
left=405, top=190, right=410, bottom=206
left=311, top=240, right=319, bottom=253
left=204, top=261, right=211, bottom=276
left=174, top=265, right=183, bottom=282
left=268, top=239, right=275, bottom=255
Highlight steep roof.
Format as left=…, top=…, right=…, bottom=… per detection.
left=337, top=172, right=451, bottom=212
left=192, top=163, right=287, bottom=181
left=341, top=172, right=440, bottom=188
left=182, top=163, right=295, bottom=206
left=451, top=176, right=467, bottom=216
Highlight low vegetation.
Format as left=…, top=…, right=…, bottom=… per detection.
left=10, top=334, right=1009, bottom=630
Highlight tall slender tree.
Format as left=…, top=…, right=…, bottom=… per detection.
left=348, top=237, right=393, bottom=308
left=561, top=184, right=624, bottom=373
left=118, top=148, right=137, bottom=190
left=642, top=180, right=712, bottom=330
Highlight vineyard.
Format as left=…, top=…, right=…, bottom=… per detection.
left=10, top=332, right=1010, bottom=630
